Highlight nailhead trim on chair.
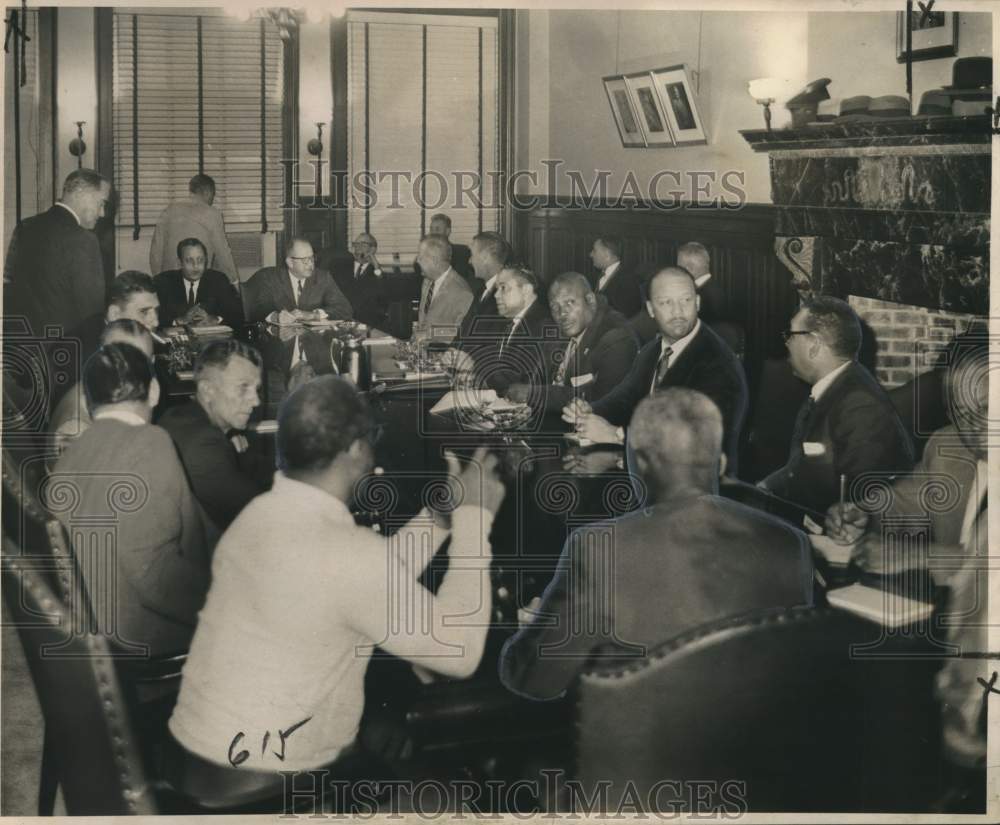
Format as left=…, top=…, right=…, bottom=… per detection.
left=2, top=555, right=153, bottom=814
left=580, top=606, right=835, bottom=681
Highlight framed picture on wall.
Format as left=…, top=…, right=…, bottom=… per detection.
left=651, top=64, right=707, bottom=146
left=623, top=72, right=675, bottom=147
left=895, top=10, right=958, bottom=62
left=603, top=75, right=646, bottom=148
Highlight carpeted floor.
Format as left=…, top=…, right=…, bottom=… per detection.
left=1, top=597, right=44, bottom=816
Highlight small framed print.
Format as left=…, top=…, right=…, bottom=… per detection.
left=603, top=75, right=645, bottom=148
left=651, top=64, right=707, bottom=146
left=896, top=10, right=958, bottom=62
left=624, top=71, right=675, bottom=148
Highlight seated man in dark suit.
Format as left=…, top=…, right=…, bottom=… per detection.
left=458, top=231, right=512, bottom=340
left=158, top=340, right=267, bottom=530
left=759, top=295, right=914, bottom=519
left=500, top=388, right=814, bottom=700
left=590, top=234, right=642, bottom=319
left=154, top=237, right=244, bottom=328
left=564, top=267, right=747, bottom=474
left=332, top=232, right=388, bottom=329
left=445, top=266, right=560, bottom=398
left=507, top=271, right=638, bottom=410
left=631, top=240, right=725, bottom=346
left=247, top=237, right=353, bottom=323
left=51, top=342, right=217, bottom=655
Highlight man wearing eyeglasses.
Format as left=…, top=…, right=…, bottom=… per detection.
left=248, top=237, right=353, bottom=324
left=758, top=295, right=914, bottom=517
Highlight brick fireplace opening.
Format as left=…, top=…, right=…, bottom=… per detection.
left=850, top=296, right=979, bottom=388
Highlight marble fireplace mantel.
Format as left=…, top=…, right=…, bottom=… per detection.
left=740, top=115, right=990, bottom=315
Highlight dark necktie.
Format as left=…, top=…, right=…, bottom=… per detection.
left=187, top=281, right=195, bottom=307
left=500, top=318, right=518, bottom=356
left=294, top=278, right=303, bottom=307
left=649, top=346, right=673, bottom=395
left=789, top=396, right=817, bottom=459
left=423, top=279, right=436, bottom=318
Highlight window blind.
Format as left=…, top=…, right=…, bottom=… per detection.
left=112, top=11, right=285, bottom=233
left=347, top=12, right=500, bottom=263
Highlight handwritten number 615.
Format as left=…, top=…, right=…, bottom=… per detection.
left=228, top=717, right=312, bottom=768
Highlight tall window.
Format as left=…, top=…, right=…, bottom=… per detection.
left=346, top=11, right=500, bottom=263
left=112, top=8, right=285, bottom=234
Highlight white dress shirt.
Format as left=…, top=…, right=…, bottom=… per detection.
left=55, top=201, right=82, bottom=226
left=810, top=360, right=853, bottom=402
left=596, top=260, right=621, bottom=292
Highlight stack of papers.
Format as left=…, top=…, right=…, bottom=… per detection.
left=430, top=388, right=499, bottom=415
left=189, top=324, right=233, bottom=336
left=826, top=583, right=934, bottom=628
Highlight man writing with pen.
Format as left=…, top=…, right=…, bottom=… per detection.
left=154, top=237, right=245, bottom=329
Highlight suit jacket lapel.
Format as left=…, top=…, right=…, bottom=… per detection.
left=277, top=268, right=296, bottom=308
left=660, top=326, right=708, bottom=390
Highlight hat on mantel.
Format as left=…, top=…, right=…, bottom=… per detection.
left=915, top=89, right=953, bottom=116
left=867, top=95, right=911, bottom=118
left=942, top=56, right=992, bottom=100
left=835, top=95, right=874, bottom=121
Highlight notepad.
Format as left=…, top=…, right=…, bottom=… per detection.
left=826, top=583, right=934, bottom=628
left=809, top=533, right=854, bottom=567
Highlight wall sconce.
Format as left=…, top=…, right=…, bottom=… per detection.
left=748, top=79, right=785, bottom=131
left=68, top=121, right=87, bottom=167
left=307, top=121, right=324, bottom=198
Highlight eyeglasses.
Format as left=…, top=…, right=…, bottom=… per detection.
left=781, top=329, right=813, bottom=343
left=289, top=255, right=315, bottom=263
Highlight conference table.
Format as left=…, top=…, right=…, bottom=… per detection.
left=157, top=320, right=639, bottom=774
left=156, top=321, right=935, bottom=787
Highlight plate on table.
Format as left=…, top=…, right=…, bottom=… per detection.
left=461, top=400, right=533, bottom=432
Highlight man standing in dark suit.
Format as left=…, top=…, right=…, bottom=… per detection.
left=153, top=237, right=244, bottom=328
left=564, top=267, right=747, bottom=474
left=247, top=237, right=353, bottom=323
left=589, top=234, right=642, bottom=319
left=507, top=271, right=638, bottom=410
left=759, top=295, right=914, bottom=518
left=458, top=231, right=511, bottom=340
left=158, top=340, right=267, bottom=530
left=501, top=388, right=814, bottom=700
left=332, top=232, right=388, bottom=329
left=4, top=168, right=111, bottom=339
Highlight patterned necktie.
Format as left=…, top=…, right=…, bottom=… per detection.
left=649, top=346, right=673, bottom=395
left=554, top=337, right=578, bottom=385
left=187, top=281, right=195, bottom=307
left=294, top=278, right=303, bottom=307
left=423, top=279, right=436, bottom=318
